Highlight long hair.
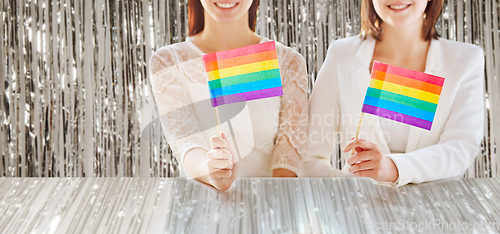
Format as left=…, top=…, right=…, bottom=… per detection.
left=360, top=0, right=444, bottom=41
left=188, top=0, right=260, bottom=36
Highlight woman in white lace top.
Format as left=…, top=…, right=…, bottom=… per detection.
left=148, top=0, right=308, bottom=190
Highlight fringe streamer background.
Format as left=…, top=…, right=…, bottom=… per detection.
left=0, top=0, right=498, bottom=178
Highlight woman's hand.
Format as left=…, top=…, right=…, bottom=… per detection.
left=272, top=168, right=297, bottom=177
left=207, top=132, right=239, bottom=191
left=342, top=138, right=399, bottom=183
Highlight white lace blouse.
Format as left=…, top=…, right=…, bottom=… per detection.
left=148, top=37, right=308, bottom=177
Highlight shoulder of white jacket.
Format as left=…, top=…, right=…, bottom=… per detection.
left=327, top=36, right=364, bottom=56
left=436, top=38, right=484, bottom=59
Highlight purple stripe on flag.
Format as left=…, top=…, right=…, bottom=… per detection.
left=362, top=104, right=433, bottom=130
left=211, top=87, right=283, bottom=107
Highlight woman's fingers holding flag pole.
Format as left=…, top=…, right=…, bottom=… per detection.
left=343, top=137, right=399, bottom=183
left=207, top=132, right=239, bottom=191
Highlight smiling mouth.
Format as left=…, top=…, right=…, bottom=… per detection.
left=388, top=4, right=411, bottom=10
left=215, top=2, right=238, bottom=9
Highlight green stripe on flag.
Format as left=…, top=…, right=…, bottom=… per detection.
left=208, top=68, right=280, bottom=90
left=366, top=88, right=438, bottom=113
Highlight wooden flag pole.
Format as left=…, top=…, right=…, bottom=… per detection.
left=206, top=69, right=221, bottom=137
left=213, top=106, right=222, bottom=137
left=350, top=113, right=364, bottom=156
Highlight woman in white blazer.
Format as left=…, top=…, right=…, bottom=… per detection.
left=300, top=0, right=485, bottom=187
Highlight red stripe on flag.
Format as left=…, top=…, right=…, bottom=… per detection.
left=372, top=61, right=445, bottom=87
left=202, top=41, right=276, bottom=64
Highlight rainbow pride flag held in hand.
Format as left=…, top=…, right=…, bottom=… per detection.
left=362, top=61, right=445, bottom=131
left=202, top=41, right=283, bottom=107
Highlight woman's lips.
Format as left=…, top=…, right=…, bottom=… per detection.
left=388, top=4, right=411, bottom=10
left=214, top=2, right=238, bottom=9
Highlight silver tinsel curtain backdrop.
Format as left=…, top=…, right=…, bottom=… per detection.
left=0, top=0, right=499, bottom=178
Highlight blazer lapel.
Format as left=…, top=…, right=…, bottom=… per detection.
left=352, top=37, right=391, bottom=155
left=405, top=38, right=443, bottom=153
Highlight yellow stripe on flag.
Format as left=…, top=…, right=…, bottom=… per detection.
left=369, top=79, right=440, bottom=104
left=207, top=59, right=279, bottom=81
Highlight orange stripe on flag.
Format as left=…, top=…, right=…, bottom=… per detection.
left=204, top=50, right=278, bottom=72
left=371, top=70, right=443, bottom=95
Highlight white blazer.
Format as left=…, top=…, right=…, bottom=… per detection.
left=300, top=36, right=485, bottom=187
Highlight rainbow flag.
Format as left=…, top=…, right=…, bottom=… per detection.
left=202, top=41, right=283, bottom=107
left=362, top=61, right=445, bottom=131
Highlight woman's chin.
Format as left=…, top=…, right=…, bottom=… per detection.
left=205, top=10, right=247, bottom=24
left=382, top=18, right=423, bottom=31
left=212, top=17, right=239, bottom=24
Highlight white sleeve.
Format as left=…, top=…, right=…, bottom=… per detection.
left=271, top=48, right=309, bottom=175
left=387, top=47, right=485, bottom=186
left=299, top=45, right=350, bottom=177
left=148, top=53, right=210, bottom=177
